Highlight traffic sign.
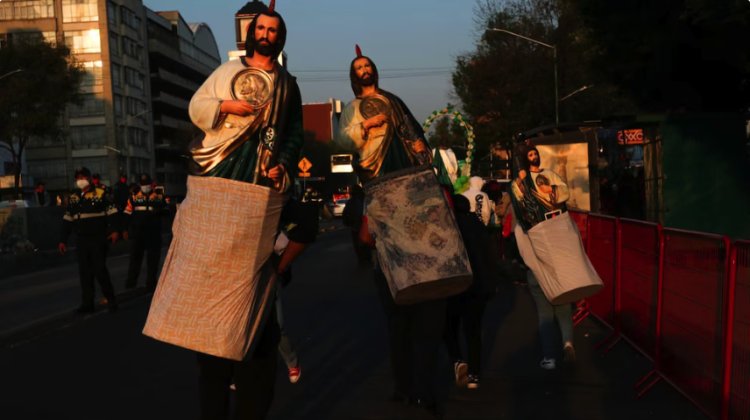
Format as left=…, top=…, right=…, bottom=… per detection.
left=298, top=172, right=311, bottom=178
left=298, top=157, right=312, bottom=173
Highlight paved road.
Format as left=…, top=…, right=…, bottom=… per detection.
left=0, top=224, right=705, bottom=419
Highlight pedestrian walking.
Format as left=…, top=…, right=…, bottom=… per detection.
left=142, top=2, right=304, bottom=419
left=337, top=45, right=468, bottom=418
left=445, top=194, right=495, bottom=389
left=510, top=144, right=602, bottom=369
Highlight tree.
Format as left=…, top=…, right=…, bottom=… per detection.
left=0, top=37, right=83, bottom=197
left=427, top=115, right=466, bottom=150
left=452, top=0, right=636, bottom=148
left=575, top=0, right=750, bottom=113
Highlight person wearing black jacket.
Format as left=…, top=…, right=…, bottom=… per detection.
left=444, top=194, right=496, bottom=389
left=58, top=167, right=120, bottom=313
left=123, top=174, right=168, bottom=291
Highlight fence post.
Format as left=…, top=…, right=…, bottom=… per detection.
left=720, top=241, right=737, bottom=420
left=635, top=224, right=665, bottom=396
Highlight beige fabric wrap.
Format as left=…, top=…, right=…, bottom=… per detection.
left=515, top=211, right=603, bottom=305
left=143, top=175, right=284, bottom=361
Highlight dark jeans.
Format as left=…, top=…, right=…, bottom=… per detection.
left=126, top=229, right=161, bottom=290
left=374, top=270, right=446, bottom=403
left=76, top=235, right=115, bottom=307
left=444, top=293, right=488, bottom=376
left=197, top=309, right=279, bottom=420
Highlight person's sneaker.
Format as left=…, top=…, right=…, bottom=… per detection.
left=288, top=366, right=301, bottom=384
left=539, top=357, right=556, bottom=370
left=467, top=374, right=480, bottom=389
left=98, top=297, right=109, bottom=306
left=229, top=383, right=236, bottom=391
left=563, top=342, right=576, bottom=362
left=453, top=361, right=468, bottom=387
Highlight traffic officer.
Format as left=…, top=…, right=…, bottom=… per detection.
left=124, top=173, right=167, bottom=291
left=58, top=167, right=120, bottom=313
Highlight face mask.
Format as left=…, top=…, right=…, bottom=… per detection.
left=76, top=179, right=89, bottom=190
left=141, top=185, right=152, bottom=194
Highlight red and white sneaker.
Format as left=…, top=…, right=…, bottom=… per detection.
left=288, top=366, right=301, bottom=384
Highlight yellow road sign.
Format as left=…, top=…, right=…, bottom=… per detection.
left=298, top=157, right=312, bottom=173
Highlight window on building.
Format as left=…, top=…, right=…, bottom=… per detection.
left=64, top=29, right=101, bottom=54
left=121, top=36, right=141, bottom=61
left=0, top=31, right=56, bottom=48
left=120, top=6, right=141, bottom=31
left=128, top=127, right=146, bottom=148
left=114, top=94, right=123, bottom=117
left=62, top=0, right=98, bottom=23
left=69, top=94, right=104, bottom=117
left=0, top=3, right=13, bottom=21
left=123, top=67, right=144, bottom=90
left=111, top=64, right=121, bottom=88
left=32, top=160, right=66, bottom=179
left=107, top=1, right=117, bottom=25
left=69, top=125, right=106, bottom=149
left=41, top=31, right=56, bottom=45
left=109, top=32, right=119, bottom=56
left=79, top=60, right=103, bottom=91
left=1, top=0, right=55, bottom=21
left=126, top=97, right=147, bottom=117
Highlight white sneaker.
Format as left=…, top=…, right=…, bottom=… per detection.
left=453, top=361, right=469, bottom=386
left=539, top=357, right=556, bottom=370
left=563, top=343, right=576, bottom=362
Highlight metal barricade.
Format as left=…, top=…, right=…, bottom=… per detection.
left=727, top=241, right=750, bottom=420
left=638, top=229, right=731, bottom=418
left=586, top=214, right=618, bottom=328
left=617, top=219, right=661, bottom=359
left=568, top=210, right=589, bottom=246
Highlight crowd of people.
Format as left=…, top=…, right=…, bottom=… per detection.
left=57, top=167, right=170, bottom=314
left=56, top=2, right=598, bottom=419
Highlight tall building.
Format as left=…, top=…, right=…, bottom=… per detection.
left=146, top=10, right=220, bottom=198
left=0, top=0, right=219, bottom=196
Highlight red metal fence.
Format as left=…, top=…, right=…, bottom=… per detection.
left=586, top=215, right=618, bottom=328
left=618, top=219, right=661, bottom=359
left=658, top=229, right=730, bottom=418
left=729, top=241, right=750, bottom=420
left=566, top=210, right=745, bottom=420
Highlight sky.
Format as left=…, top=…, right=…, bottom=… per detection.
left=143, top=0, right=480, bottom=121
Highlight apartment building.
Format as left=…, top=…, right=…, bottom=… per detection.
left=0, top=0, right=219, bottom=196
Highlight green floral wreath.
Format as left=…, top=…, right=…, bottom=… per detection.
left=423, top=105, right=475, bottom=167
left=423, top=105, right=475, bottom=193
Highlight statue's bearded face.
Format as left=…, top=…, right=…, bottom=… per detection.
left=353, top=57, right=375, bottom=86
left=527, top=149, right=540, bottom=167
left=253, top=14, right=280, bottom=57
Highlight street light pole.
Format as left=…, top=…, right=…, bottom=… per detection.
left=488, top=28, right=558, bottom=126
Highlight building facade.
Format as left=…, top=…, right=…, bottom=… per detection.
left=0, top=0, right=219, bottom=197
left=146, top=10, right=220, bottom=198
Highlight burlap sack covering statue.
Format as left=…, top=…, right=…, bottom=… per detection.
left=514, top=211, right=602, bottom=305
left=365, top=166, right=472, bottom=304
left=143, top=175, right=284, bottom=361
left=509, top=142, right=602, bottom=305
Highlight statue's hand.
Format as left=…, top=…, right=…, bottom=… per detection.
left=220, top=100, right=256, bottom=117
